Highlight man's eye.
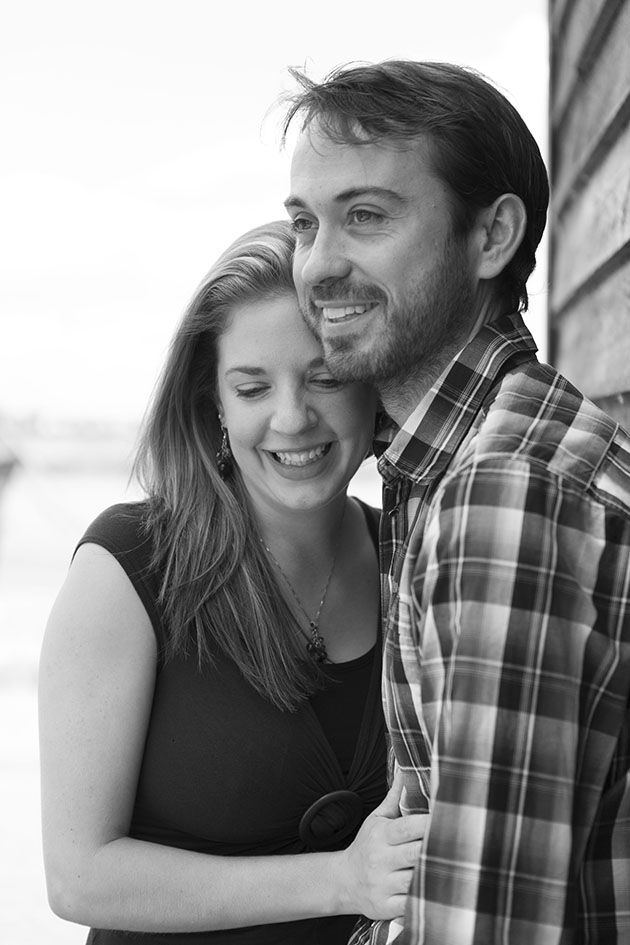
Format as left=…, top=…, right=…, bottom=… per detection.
left=290, top=216, right=315, bottom=233
left=350, top=209, right=383, bottom=224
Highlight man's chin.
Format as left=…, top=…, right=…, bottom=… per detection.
left=321, top=340, right=371, bottom=383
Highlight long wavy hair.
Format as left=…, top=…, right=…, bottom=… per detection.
left=133, top=220, right=325, bottom=711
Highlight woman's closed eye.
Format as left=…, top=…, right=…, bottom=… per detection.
left=310, top=374, right=345, bottom=391
left=234, top=384, right=270, bottom=399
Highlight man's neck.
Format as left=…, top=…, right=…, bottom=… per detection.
left=379, top=360, right=447, bottom=427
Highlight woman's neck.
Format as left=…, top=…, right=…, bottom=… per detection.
left=254, top=493, right=350, bottom=566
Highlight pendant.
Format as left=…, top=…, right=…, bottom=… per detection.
left=306, top=622, right=328, bottom=663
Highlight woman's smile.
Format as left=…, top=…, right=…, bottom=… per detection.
left=269, top=442, right=332, bottom=467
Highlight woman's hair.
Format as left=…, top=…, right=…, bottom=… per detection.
left=134, top=220, right=324, bottom=711
left=282, top=59, right=549, bottom=313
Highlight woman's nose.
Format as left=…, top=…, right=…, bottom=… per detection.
left=270, top=393, right=317, bottom=435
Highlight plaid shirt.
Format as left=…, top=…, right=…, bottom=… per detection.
left=351, top=312, right=630, bottom=945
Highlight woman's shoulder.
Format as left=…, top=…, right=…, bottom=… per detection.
left=80, top=500, right=153, bottom=555
left=77, top=501, right=158, bottom=586
left=77, top=500, right=165, bottom=645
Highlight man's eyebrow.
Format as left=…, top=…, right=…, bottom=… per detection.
left=284, top=187, right=407, bottom=211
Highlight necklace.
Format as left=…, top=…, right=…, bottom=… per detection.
left=260, top=512, right=345, bottom=663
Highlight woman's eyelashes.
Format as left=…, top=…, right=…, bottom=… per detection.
left=233, top=376, right=344, bottom=400
left=234, top=384, right=269, bottom=399
left=310, top=375, right=345, bottom=390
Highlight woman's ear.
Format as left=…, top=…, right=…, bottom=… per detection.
left=476, top=193, right=527, bottom=280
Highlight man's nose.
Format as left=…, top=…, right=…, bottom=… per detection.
left=297, top=227, right=351, bottom=288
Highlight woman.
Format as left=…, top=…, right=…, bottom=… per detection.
left=39, top=221, right=426, bottom=944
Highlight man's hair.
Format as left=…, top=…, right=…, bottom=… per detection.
left=282, top=60, right=549, bottom=312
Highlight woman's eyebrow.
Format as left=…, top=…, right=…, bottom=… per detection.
left=225, top=357, right=326, bottom=378
left=224, top=366, right=265, bottom=377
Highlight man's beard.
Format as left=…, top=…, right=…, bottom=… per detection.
left=300, top=239, right=476, bottom=388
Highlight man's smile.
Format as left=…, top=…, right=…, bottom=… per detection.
left=320, top=303, right=377, bottom=322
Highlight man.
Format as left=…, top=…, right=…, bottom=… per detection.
left=282, top=60, right=630, bottom=944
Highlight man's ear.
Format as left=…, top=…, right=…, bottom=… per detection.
left=475, top=193, right=527, bottom=279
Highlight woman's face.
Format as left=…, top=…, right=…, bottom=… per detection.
left=215, top=293, right=377, bottom=516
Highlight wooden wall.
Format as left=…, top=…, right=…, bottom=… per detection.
left=548, top=0, right=630, bottom=428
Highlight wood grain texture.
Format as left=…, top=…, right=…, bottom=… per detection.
left=549, top=0, right=630, bottom=414
left=551, top=0, right=630, bottom=210
left=550, top=0, right=609, bottom=122
left=550, top=119, right=630, bottom=312
left=551, top=255, right=630, bottom=397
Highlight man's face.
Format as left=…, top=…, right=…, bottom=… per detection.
left=286, top=125, right=479, bottom=387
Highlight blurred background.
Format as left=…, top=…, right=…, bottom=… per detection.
left=0, top=1, right=548, bottom=940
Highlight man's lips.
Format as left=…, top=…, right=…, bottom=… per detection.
left=316, top=302, right=378, bottom=323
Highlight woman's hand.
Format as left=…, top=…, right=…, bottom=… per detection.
left=335, top=773, right=429, bottom=920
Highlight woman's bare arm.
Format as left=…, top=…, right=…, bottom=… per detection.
left=39, top=543, right=426, bottom=933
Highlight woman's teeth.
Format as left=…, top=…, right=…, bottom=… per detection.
left=273, top=444, right=329, bottom=466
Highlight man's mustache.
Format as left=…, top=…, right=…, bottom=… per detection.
left=306, top=282, right=388, bottom=304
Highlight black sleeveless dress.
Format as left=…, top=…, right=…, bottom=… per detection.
left=77, top=500, right=386, bottom=944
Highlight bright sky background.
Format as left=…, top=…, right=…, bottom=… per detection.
left=1, top=0, right=549, bottom=424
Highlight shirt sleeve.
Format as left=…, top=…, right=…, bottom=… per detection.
left=399, top=455, right=630, bottom=944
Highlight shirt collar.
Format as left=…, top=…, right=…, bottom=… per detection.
left=375, top=312, right=538, bottom=484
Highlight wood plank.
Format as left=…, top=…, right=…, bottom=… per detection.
left=550, top=0, right=610, bottom=122
left=549, top=118, right=630, bottom=311
left=550, top=255, right=630, bottom=399
left=551, top=0, right=630, bottom=208
left=550, top=0, right=573, bottom=35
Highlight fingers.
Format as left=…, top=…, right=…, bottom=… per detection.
left=372, top=770, right=404, bottom=818
left=392, top=839, right=424, bottom=871
left=383, top=812, right=430, bottom=845
left=379, top=897, right=408, bottom=921
left=379, top=831, right=423, bottom=877
left=340, top=800, right=428, bottom=919
left=363, top=858, right=420, bottom=921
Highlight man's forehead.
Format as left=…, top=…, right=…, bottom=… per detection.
left=291, top=122, right=420, bottom=163
left=287, top=127, right=435, bottom=203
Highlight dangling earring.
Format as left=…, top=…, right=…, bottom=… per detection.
left=216, top=423, right=233, bottom=479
